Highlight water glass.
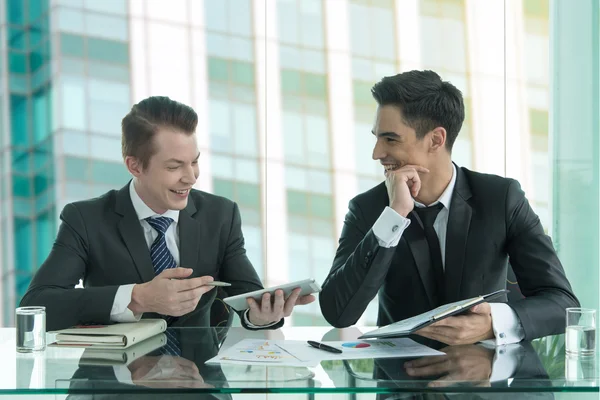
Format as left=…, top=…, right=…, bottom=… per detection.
left=566, top=308, right=596, bottom=356
left=15, top=306, right=46, bottom=353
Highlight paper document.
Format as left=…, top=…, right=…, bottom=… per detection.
left=206, top=338, right=444, bottom=367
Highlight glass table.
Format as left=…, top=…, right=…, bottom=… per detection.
left=0, top=326, right=597, bottom=398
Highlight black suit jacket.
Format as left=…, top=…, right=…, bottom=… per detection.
left=319, top=166, right=579, bottom=340
left=20, top=182, right=281, bottom=331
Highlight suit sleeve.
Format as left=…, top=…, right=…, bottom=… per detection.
left=319, top=199, right=398, bottom=328
left=504, top=180, right=580, bottom=340
left=19, top=203, right=120, bottom=331
left=218, top=202, right=283, bottom=330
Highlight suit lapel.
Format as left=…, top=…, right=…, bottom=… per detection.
left=444, top=166, right=473, bottom=302
left=404, top=211, right=438, bottom=308
left=115, top=183, right=155, bottom=282
left=178, top=196, right=199, bottom=270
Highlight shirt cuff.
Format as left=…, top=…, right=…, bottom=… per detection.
left=372, top=206, right=411, bottom=248
left=243, top=309, right=280, bottom=328
left=481, top=343, right=523, bottom=382
left=485, top=303, right=525, bottom=346
left=110, top=284, right=143, bottom=323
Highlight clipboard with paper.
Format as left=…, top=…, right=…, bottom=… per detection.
left=358, top=289, right=509, bottom=340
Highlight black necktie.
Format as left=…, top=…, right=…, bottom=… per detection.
left=414, top=203, right=445, bottom=306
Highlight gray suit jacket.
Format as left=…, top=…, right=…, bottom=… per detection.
left=20, top=182, right=280, bottom=331
left=319, top=165, right=579, bottom=340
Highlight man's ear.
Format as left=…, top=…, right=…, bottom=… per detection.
left=429, top=127, right=447, bottom=152
left=125, top=156, right=143, bottom=177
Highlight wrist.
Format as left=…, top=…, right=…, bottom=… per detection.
left=390, top=202, right=411, bottom=217
left=129, top=284, right=147, bottom=314
left=247, top=310, right=272, bottom=327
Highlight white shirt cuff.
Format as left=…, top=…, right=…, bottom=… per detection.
left=488, top=343, right=522, bottom=382
left=110, top=284, right=143, bottom=323
left=243, top=310, right=280, bottom=328
left=113, top=364, right=134, bottom=385
left=372, top=206, right=411, bottom=248
left=484, top=303, right=525, bottom=346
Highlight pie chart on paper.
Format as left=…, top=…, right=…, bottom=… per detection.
left=342, top=342, right=371, bottom=349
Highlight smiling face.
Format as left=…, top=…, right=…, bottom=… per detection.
left=126, top=128, right=200, bottom=214
left=372, top=105, right=439, bottom=174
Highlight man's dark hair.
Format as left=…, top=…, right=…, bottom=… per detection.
left=371, top=70, right=465, bottom=151
left=121, top=96, right=198, bottom=169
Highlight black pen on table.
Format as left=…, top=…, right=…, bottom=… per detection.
left=307, top=340, right=343, bottom=354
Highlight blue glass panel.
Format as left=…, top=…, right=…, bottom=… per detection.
left=87, top=38, right=129, bottom=64
left=34, top=174, right=50, bottom=195
left=90, top=160, right=130, bottom=185
left=28, top=0, right=49, bottom=23
left=30, top=45, right=50, bottom=72
left=12, top=174, right=31, bottom=197
left=33, top=88, right=50, bottom=143
left=12, top=150, right=31, bottom=173
left=14, top=217, right=33, bottom=297
left=33, top=141, right=52, bottom=172
left=10, top=95, right=29, bottom=148
left=9, top=74, right=28, bottom=93
left=88, top=63, right=129, bottom=82
left=35, top=186, right=54, bottom=213
left=35, top=208, right=55, bottom=267
left=7, top=0, right=25, bottom=25
left=64, top=156, right=89, bottom=181
left=60, top=33, right=85, bottom=57
left=31, top=64, right=51, bottom=91
left=9, top=52, right=27, bottom=73
left=8, top=28, right=26, bottom=50
left=30, top=16, right=49, bottom=47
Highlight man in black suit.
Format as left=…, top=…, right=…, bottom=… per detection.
left=319, top=70, right=578, bottom=345
left=21, top=96, right=314, bottom=331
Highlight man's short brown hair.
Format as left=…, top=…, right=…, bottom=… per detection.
left=121, top=96, right=198, bottom=169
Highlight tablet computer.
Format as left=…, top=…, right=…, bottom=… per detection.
left=223, top=279, right=322, bottom=312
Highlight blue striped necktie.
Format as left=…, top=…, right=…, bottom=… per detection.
left=145, top=216, right=177, bottom=275
left=160, top=328, right=182, bottom=356
left=145, top=216, right=177, bottom=325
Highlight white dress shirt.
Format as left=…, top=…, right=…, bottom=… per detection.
left=110, top=179, right=263, bottom=327
left=371, top=165, right=525, bottom=346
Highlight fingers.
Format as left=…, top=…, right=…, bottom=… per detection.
left=406, top=359, right=451, bottom=377
left=247, top=297, right=261, bottom=316
left=260, top=292, right=272, bottom=313
left=470, top=302, right=491, bottom=315
left=405, top=355, right=448, bottom=369
left=159, top=267, right=193, bottom=279
left=283, top=288, right=301, bottom=315
left=296, top=294, right=316, bottom=305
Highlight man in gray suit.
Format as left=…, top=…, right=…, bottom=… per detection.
left=320, top=70, right=578, bottom=345
left=21, top=96, right=314, bottom=331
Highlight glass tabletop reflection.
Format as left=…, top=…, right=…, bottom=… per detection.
left=0, top=325, right=597, bottom=396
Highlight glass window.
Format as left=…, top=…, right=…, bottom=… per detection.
left=309, top=194, right=333, bottom=218
left=239, top=206, right=261, bottom=226
left=529, top=108, right=549, bottom=135
left=90, top=159, right=130, bottom=185
left=228, top=0, right=252, bottom=36
left=236, top=182, right=260, bottom=208
left=32, top=88, right=50, bottom=144
left=204, top=0, right=228, bottom=32
left=85, top=14, right=128, bottom=41
left=13, top=198, right=33, bottom=217
left=87, top=38, right=129, bottom=64
left=301, top=49, right=326, bottom=74
left=12, top=150, right=31, bottom=173
left=353, top=80, right=373, bottom=106
left=56, top=7, right=85, bottom=34
left=8, top=28, right=26, bottom=50
left=285, top=166, right=307, bottom=190
left=84, top=0, right=127, bottom=14
left=287, top=190, right=309, bottom=215
left=32, top=141, right=52, bottom=172
left=311, top=218, right=334, bottom=237
left=372, top=7, right=395, bottom=60
left=12, top=175, right=31, bottom=197
left=230, top=37, right=254, bottom=62
left=10, top=94, right=29, bottom=148
left=281, top=70, right=302, bottom=95
left=304, top=73, right=326, bottom=98
left=277, top=0, right=299, bottom=44
left=299, top=0, right=324, bottom=48
left=211, top=154, right=235, bottom=179
left=64, top=156, right=89, bottom=181
left=206, top=33, right=230, bottom=59
left=62, top=131, right=90, bottom=157
left=282, top=112, right=305, bottom=163
left=350, top=4, right=371, bottom=57
left=288, top=214, right=309, bottom=233
left=88, top=79, right=129, bottom=103
left=14, top=218, right=32, bottom=276
left=29, top=47, right=49, bottom=73
left=33, top=172, right=51, bottom=195
left=61, top=57, right=85, bottom=75
left=305, top=115, right=329, bottom=165
left=232, top=104, right=258, bottom=156
left=60, top=76, right=86, bottom=130
left=34, top=186, right=54, bottom=213
left=89, top=101, right=129, bottom=136
left=35, top=209, right=55, bottom=267
left=88, top=63, right=129, bottom=82
left=230, top=61, right=254, bottom=86
left=307, top=169, right=331, bottom=194
left=279, top=46, right=301, bottom=70
left=207, top=57, right=229, bottom=81
left=213, top=178, right=234, bottom=199
left=29, top=0, right=49, bottom=24
left=7, top=0, right=25, bottom=25
left=90, top=135, right=122, bottom=162
left=235, top=159, right=260, bottom=183
left=9, top=52, right=27, bottom=74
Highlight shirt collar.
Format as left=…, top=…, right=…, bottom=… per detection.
left=414, top=164, right=457, bottom=210
left=129, top=179, right=180, bottom=223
